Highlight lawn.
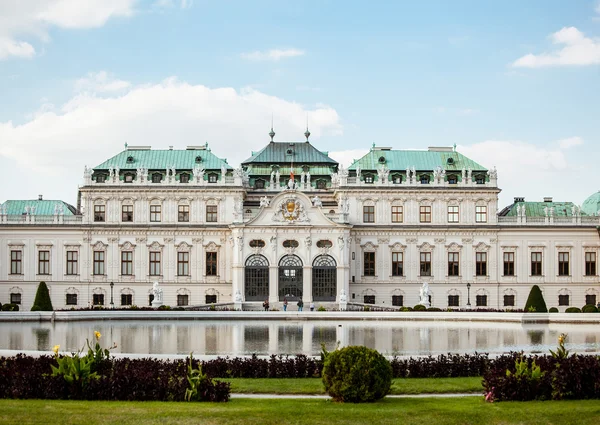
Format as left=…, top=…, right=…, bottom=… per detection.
left=223, top=377, right=483, bottom=394
left=0, top=398, right=598, bottom=425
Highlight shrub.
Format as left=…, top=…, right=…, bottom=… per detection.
left=32, top=281, right=53, bottom=311
left=31, top=305, right=41, bottom=312
left=524, top=285, right=547, bottom=313
left=2, top=303, right=19, bottom=311
left=549, top=307, right=559, bottom=313
left=413, top=304, right=426, bottom=311
left=318, top=305, right=327, bottom=312
left=427, top=307, right=442, bottom=311
left=565, top=307, right=581, bottom=313
left=399, top=306, right=413, bottom=312
left=322, top=346, right=392, bottom=402
left=185, top=354, right=230, bottom=402
left=582, top=304, right=598, bottom=313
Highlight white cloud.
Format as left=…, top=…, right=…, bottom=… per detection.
left=512, top=27, right=600, bottom=67
left=153, top=0, right=193, bottom=8
left=0, top=0, right=135, bottom=60
left=241, top=48, right=305, bottom=62
left=558, top=136, right=584, bottom=149
left=458, top=139, right=590, bottom=207
left=75, top=71, right=131, bottom=93
left=329, top=149, right=370, bottom=168
left=0, top=77, right=342, bottom=204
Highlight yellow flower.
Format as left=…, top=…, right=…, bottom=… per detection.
left=558, top=333, right=567, bottom=345
left=52, top=345, right=60, bottom=355
left=94, top=331, right=101, bottom=340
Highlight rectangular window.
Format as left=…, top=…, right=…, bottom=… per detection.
left=475, top=206, right=487, bottom=223
left=476, top=295, right=487, bottom=307
left=448, top=252, right=460, bottom=276
left=503, top=252, right=515, bottom=276
left=93, top=251, right=105, bottom=275
left=38, top=250, right=50, bottom=275
left=503, top=295, right=515, bottom=307
left=178, top=205, right=190, bottom=222
left=419, top=206, right=431, bottom=223
left=363, top=295, right=375, bottom=304
left=66, top=294, right=78, bottom=305
left=93, top=294, right=104, bottom=306
left=94, top=205, right=105, bottom=222
left=476, top=252, right=487, bottom=276
left=10, top=250, right=22, bottom=275
left=391, top=252, right=403, bottom=276
left=586, top=294, right=597, bottom=306
left=363, top=206, right=375, bottom=223
left=121, top=251, right=133, bottom=276
left=180, top=173, right=190, bottom=183
left=208, top=173, right=218, bottom=183
left=150, top=205, right=161, bottom=222
left=558, top=294, right=569, bottom=306
left=391, top=295, right=403, bottom=307
left=66, top=251, right=78, bottom=275
left=558, top=252, right=570, bottom=276
left=178, top=294, right=190, bottom=306
left=149, top=252, right=161, bottom=276
left=206, top=252, right=218, bottom=276
left=585, top=252, right=597, bottom=276
left=121, top=294, right=133, bottom=306
left=448, top=295, right=459, bottom=307
left=122, top=205, right=133, bottom=222
left=10, top=293, right=21, bottom=304
left=363, top=252, right=375, bottom=276
left=531, top=252, right=542, bottom=276
left=447, top=206, right=459, bottom=223
left=178, top=252, right=189, bottom=276
left=420, top=252, right=431, bottom=276
left=391, top=206, right=403, bottom=223
left=206, top=205, right=217, bottom=222
left=205, top=295, right=217, bottom=304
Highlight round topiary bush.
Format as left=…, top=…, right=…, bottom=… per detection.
left=549, top=307, right=559, bottom=313
left=413, top=304, right=427, bottom=311
left=400, top=306, right=413, bottom=312
left=565, top=307, right=581, bottom=313
left=322, top=345, right=392, bottom=403
left=582, top=304, right=598, bottom=313
left=427, top=307, right=442, bottom=311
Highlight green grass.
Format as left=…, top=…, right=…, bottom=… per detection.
left=1, top=398, right=598, bottom=425
left=223, top=377, right=483, bottom=395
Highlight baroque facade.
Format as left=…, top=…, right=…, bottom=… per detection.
left=1, top=134, right=599, bottom=311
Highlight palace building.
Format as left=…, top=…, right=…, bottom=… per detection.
left=1, top=131, right=599, bottom=311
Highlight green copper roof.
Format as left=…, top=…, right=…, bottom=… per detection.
left=248, top=165, right=335, bottom=176
left=348, top=148, right=487, bottom=171
left=1, top=200, right=76, bottom=216
left=242, top=142, right=338, bottom=165
left=503, top=202, right=585, bottom=217
left=581, top=191, right=600, bottom=216
left=94, top=148, right=232, bottom=171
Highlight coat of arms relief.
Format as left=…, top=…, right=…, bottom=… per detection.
left=272, top=195, right=310, bottom=223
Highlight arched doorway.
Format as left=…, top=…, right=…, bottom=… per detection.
left=279, top=255, right=303, bottom=301
left=312, top=255, right=337, bottom=301
left=245, top=254, right=269, bottom=301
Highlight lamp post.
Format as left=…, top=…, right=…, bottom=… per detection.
left=466, top=282, right=471, bottom=309
left=110, top=281, right=114, bottom=309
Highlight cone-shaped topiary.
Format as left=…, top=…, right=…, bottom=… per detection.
left=32, top=281, right=53, bottom=311
left=524, top=285, right=547, bottom=313
left=322, top=345, right=392, bottom=403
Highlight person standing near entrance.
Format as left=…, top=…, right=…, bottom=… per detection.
left=310, top=301, right=315, bottom=311
left=263, top=299, right=269, bottom=311
left=297, top=299, right=304, bottom=311
left=283, top=298, right=288, bottom=311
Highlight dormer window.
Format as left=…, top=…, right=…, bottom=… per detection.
left=195, top=156, right=202, bottom=163
left=152, top=173, right=162, bottom=183
left=316, top=179, right=327, bottom=189
left=180, top=173, right=190, bottom=183
left=96, top=174, right=106, bottom=183
left=364, top=174, right=374, bottom=184
left=124, top=173, right=134, bottom=183
left=447, top=157, right=454, bottom=165
left=420, top=175, right=430, bottom=184
left=208, top=173, right=218, bottom=183
left=475, top=175, right=485, bottom=184
left=378, top=156, right=386, bottom=164
left=392, top=174, right=402, bottom=184
left=126, top=156, right=134, bottom=163
left=448, top=175, right=457, bottom=184
left=255, top=179, right=265, bottom=189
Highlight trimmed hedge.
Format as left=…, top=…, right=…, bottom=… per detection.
left=565, top=307, right=581, bottom=313
left=549, top=307, right=559, bottom=313
left=413, top=304, right=427, bottom=311
left=524, top=285, right=547, bottom=313
left=582, top=304, right=598, bottom=313
left=1, top=303, right=19, bottom=311
left=32, top=281, right=53, bottom=311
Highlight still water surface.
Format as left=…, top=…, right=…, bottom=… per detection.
left=1, top=320, right=599, bottom=357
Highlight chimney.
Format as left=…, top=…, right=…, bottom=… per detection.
left=514, top=197, right=524, bottom=203
left=543, top=197, right=553, bottom=203
left=38, top=194, right=43, bottom=201
left=169, top=146, right=173, bottom=150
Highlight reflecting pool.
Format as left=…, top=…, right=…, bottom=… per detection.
left=1, top=320, right=599, bottom=357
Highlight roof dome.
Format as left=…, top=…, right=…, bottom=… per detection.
left=581, top=191, right=600, bottom=216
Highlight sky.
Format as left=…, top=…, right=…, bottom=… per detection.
left=0, top=0, right=599, bottom=208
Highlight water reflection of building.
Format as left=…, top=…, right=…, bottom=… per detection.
left=1, top=133, right=599, bottom=312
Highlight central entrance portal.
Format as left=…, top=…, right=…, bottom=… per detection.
left=278, top=255, right=303, bottom=301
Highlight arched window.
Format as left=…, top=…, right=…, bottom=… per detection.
left=152, top=173, right=162, bottom=183
left=312, top=255, right=336, bottom=301
left=420, top=174, right=430, bottom=184
left=279, top=255, right=303, bottom=301
left=244, top=255, right=269, bottom=301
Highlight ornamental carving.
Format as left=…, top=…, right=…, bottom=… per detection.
left=120, top=241, right=135, bottom=251
left=92, top=241, right=107, bottom=251
left=176, top=242, right=192, bottom=252
left=147, top=241, right=163, bottom=251
left=272, top=195, right=310, bottom=224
